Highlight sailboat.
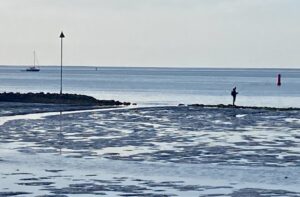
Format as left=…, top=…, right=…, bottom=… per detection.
left=26, top=51, right=40, bottom=72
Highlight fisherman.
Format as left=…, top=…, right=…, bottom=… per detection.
left=231, top=87, right=238, bottom=106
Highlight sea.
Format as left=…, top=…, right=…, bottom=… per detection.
left=1, top=66, right=300, bottom=196
left=0, top=66, right=299, bottom=107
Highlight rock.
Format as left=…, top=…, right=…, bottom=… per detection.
left=0, top=92, right=130, bottom=106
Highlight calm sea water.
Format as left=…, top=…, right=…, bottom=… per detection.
left=0, top=66, right=299, bottom=107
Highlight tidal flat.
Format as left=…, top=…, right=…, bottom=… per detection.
left=0, top=105, right=300, bottom=196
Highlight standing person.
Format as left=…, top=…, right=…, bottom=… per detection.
left=231, top=87, right=238, bottom=106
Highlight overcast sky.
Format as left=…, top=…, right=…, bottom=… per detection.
left=0, top=0, right=299, bottom=68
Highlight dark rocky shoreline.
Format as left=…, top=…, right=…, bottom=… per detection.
left=186, top=103, right=300, bottom=111
left=0, top=92, right=130, bottom=106
left=0, top=92, right=297, bottom=112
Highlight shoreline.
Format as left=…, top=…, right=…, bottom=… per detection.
left=0, top=92, right=131, bottom=106
left=0, top=106, right=131, bottom=126
left=1, top=101, right=299, bottom=119
left=186, top=104, right=300, bottom=111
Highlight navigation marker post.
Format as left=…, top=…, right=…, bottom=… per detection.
left=60, top=32, right=65, bottom=95
left=59, top=32, right=65, bottom=154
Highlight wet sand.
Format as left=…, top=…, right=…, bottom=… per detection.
left=1, top=105, right=300, bottom=196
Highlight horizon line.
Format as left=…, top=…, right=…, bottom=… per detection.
left=0, top=64, right=300, bottom=69
left=0, top=64, right=300, bottom=70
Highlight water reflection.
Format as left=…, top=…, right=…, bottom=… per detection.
left=58, top=110, right=64, bottom=154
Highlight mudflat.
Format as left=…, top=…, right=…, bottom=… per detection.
left=0, top=105, right=300, bottom=196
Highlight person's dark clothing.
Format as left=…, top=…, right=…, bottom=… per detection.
left=231, top=87, right=238, bottom=106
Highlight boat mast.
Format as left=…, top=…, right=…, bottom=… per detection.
left=33, top=50, right=36, bottom=67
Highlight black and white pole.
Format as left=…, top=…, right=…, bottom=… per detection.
left=60, top=32, right=65, bottom=95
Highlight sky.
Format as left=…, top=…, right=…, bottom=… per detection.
left=0, top=0, right=300, bottom=68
